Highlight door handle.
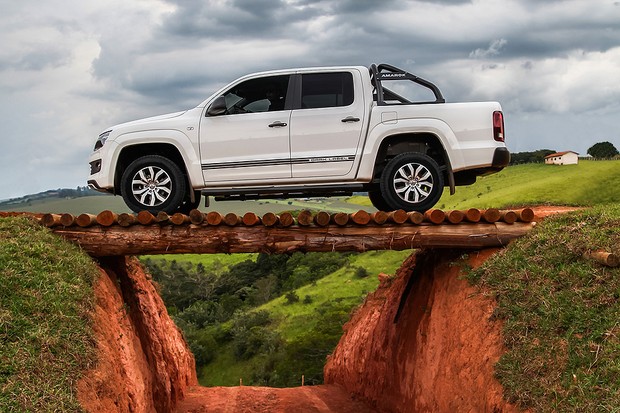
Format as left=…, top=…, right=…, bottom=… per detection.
left=341, top=116, right=360, bottom=123
left=268, top=121, right=287, bottom=128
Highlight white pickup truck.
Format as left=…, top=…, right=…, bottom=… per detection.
left=88, top=64, right=509, bottom=214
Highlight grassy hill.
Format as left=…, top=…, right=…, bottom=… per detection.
left=0, top=217, right=98, bottom=411
left=348, top=159, right=620, bottom=210
left=469, top=204, right=620, bottom=412
left=2, top=158, right=619, bottom=410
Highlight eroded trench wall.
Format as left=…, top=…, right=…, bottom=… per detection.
left=77, top=249, right=521, bottom=413
left=324, top=248, right=521, bottom=413
left=77, top=256, right=197, bottom=413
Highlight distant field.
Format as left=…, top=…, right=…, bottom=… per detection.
left=349, top=159, right=620, bottom=210
left=2, top=195, right=372, bottom=215
left=434, top=160, right=620, bottom=209
left=4, top=160, right=617, bottom=215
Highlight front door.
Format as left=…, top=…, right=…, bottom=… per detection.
left=199, top=74, right=292, bottom=183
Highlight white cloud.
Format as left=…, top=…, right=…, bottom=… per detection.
left=0, top=0, right=619, bottom=199
left=470, top=39, right=508, bottom=59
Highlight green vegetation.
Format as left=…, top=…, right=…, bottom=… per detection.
left=587, top=141, right=619, bottom=159
left=346, top=159, right=620, bottom=210
left=0, top=216, right=98, bottom=412
left=437, top=159, right=619, bottom=209
left=143, top=249, right=411, bottom=387
left=468, top=205, right=620, bottom=412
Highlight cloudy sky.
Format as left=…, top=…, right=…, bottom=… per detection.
left=1, top=0, right=619, bottom=200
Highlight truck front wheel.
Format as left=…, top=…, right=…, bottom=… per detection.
left=379, top=152, right=444, bottom=212
left=121, top=155, right=187, bottom=214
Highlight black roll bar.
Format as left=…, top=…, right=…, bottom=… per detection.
left=369, top=63, right=445, bottom=105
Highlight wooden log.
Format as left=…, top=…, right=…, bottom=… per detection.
left=583, top=250, right=619, bottom=267
left=156, top=211, right=170, bottom=224
left=408, top=211, right=424, bottom=225
left=481, top=208, right=501, bottom=223
left=516, top=208, right=535, bottom=222
left=424, top=209, right=445, bottom=224
left=96, top=210, right=118, bottom=227
left=118, top=213, right=137, bottom=227
left=49, top=221, right=536, bottom=256
left=189, top=209, right=205, bottom=225
left=261, top=212, right=278, bottom=227
left=500, top=210, right=517, bottom=224
left=313, top=211, right=331, bottom=227
left=60, top=213, right=76, bottom=227
left=224, top=213, right=241, bottom=226
left=445, top=210, right=464, bottom=224
left=388, top=210, right=408, bottom=224
left=279, top=212, right=294, bottom=227
left=206, top=211, right=223, bottom=226
left=76, top=213, right=98, bottom=228
left=370, top=211, right=389, bottom=225
left=171, top=213, right=190, bottom=226
left=464, top=208, right=481, bottom=223
left=41, top=213, right=62, bottom=227
left=242, top=212, right=261, bottom=226
left=137, top=211, right=156, bottom=225
left=331, top=212, right=349, bottom=226
left=350, top=210, right=371, bottom=225
left=297, top=210, right=313, bottom=226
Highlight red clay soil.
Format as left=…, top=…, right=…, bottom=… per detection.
left=530, top=205, right=582, bottom=219
left=323, top=249, right=522, bottom=413
left=77, top=256, right=197, bottom=413
left=76, top=206, right=580, bottom=412
left=175, top=385, right=375, bottom=413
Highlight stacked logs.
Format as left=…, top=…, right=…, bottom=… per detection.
left=39, top=207, right=536, bottom=229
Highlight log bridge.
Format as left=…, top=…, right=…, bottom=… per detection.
left=31, top=208, right=537, bottom=257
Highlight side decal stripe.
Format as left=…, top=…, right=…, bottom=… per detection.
left=202, top=155, right=356, bottom=170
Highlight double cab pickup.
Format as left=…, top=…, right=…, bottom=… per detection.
left=88, top=63, right=509, bottom=213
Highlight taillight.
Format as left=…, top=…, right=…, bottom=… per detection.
left=493, top=111, right=505, bottom=142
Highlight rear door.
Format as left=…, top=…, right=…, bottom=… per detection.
left=289, top=70, right=366, bottom=178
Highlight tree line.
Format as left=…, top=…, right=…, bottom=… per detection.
left=142, top=252, right=359, bottom=386
left=509, top=141, right=618, bottom=165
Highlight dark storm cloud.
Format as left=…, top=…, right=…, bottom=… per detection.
left=159, top=0, right=321, bottom=39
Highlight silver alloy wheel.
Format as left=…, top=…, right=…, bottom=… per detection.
left=131, top=166, right=173, bottom=207
left=392, top=162, right=434, bottom=204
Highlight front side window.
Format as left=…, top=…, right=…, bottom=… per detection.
left=301, top=72, right=354, bottom=109
left=222, top=75, right=290, bottom=114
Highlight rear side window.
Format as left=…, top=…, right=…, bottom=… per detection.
left=301, top=72, right=354, bottom=109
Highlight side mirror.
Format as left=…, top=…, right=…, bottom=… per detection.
left=206, top=96, right=227, bottom=116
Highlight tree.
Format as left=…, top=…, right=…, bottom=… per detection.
left=587, top=141, right=619, bottom=159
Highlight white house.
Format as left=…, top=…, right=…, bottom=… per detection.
left=544, top=151, right=579, bottom=165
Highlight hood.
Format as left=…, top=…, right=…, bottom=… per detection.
left=109, top=110, right=188, bottom=133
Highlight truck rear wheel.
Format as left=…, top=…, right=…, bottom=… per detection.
left=121, top=155, right=187, bottom=214
left=379, top=152, right=443, bottom=212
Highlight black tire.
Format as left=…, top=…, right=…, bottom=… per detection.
left=379, top=152, right=444, bottom=212
left=121, top=155, right=187, bottom=214
left=177, top=191, right=202, bottom=214
left=368, top=187, right=392, bottom=212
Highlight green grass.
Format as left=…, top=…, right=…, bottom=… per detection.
left=346, top=160, right=620, bottom=210
left=198, top=250, right=411, bottom=386
left=142, top=253, right=257, bottom=275
left=0, top=216, right=98, bottom=412
left=468, top=204, right=620, bottom=412
left=437, top=161, right=620, bottom=209
left=261, top=250, right=411, bottom=341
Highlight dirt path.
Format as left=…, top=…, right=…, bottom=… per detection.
left=175, top=385, right=375, bottom=413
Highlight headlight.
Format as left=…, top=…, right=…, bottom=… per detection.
left=94, top=130, right=112, bottom=151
